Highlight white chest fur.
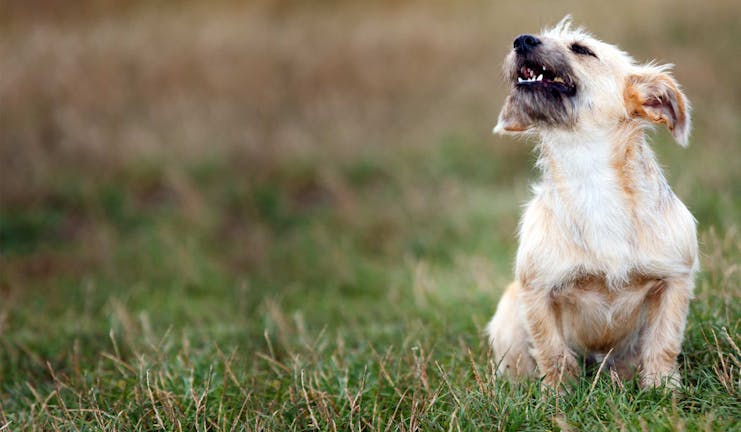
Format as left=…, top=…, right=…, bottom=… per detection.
left=516, top=129, right=646, bottom=288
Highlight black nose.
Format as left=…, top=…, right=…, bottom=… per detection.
left=513, top=34, right=541, bottom=54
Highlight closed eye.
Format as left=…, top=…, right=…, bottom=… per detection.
left=570, top=43, right=598, bottom=58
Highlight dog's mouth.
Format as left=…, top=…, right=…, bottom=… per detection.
left=496, top=48, right=580, bottom=131
left=515, top=60, right=576, bottom=96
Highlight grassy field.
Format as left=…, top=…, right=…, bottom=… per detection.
left=1, top=1, right=740, bottom=430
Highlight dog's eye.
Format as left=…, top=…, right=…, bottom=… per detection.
left=570, top=43, right=597, bottom=58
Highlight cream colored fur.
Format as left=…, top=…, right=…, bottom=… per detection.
left=486, top=17, right=698, bottom=391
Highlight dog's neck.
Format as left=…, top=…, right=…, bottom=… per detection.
left=535, top=124, right=670, bottom=207
left=531, top=123, right=675, bottom=285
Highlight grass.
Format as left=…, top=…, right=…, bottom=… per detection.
left=1, top=1, right=740, bottom=430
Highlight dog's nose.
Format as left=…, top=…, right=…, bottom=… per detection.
left=513, top=34, right=541, bottom=54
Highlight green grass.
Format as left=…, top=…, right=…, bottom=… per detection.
left=1, top=139, right=739, bottom=430
left=1, top=1, right=741, bottom=430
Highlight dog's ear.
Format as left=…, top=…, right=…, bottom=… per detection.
left=625, top=66, right=691, bottom=146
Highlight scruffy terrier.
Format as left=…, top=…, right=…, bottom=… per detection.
left=486, top=17, right=698, bottom=391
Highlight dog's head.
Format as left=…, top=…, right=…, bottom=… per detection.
left=494, top=17, right=691, bottom=146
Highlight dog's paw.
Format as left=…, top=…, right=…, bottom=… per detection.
left=641, top=368, right=682, bottom=392
left=540, top=353, right=579, bottom=394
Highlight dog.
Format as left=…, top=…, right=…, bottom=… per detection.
left=486, top=17, right=698, bottom=391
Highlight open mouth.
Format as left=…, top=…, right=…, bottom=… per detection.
left=516, top=61, right=576, bottom=95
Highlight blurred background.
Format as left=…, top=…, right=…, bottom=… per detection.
left=1, top=0, right=740, bottom=396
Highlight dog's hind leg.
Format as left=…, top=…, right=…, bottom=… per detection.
left=486, top=281, right=537, bottom=378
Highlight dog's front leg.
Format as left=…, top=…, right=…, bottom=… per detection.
left=520, top=285, right=578, bottom=391
left=639, top=276, right=693, bottom=389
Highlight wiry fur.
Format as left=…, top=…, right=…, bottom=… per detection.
left=486, top=17, right=697, bottom=391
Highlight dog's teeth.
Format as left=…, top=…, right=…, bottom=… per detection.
left=542, top=66, right=546, bottom=71
left=536, top=74, right=543, bottom=81
left=518, top=77, right=524, bottom=83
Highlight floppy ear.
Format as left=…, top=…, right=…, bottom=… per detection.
left=624, top=67, right=692, bottom=146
